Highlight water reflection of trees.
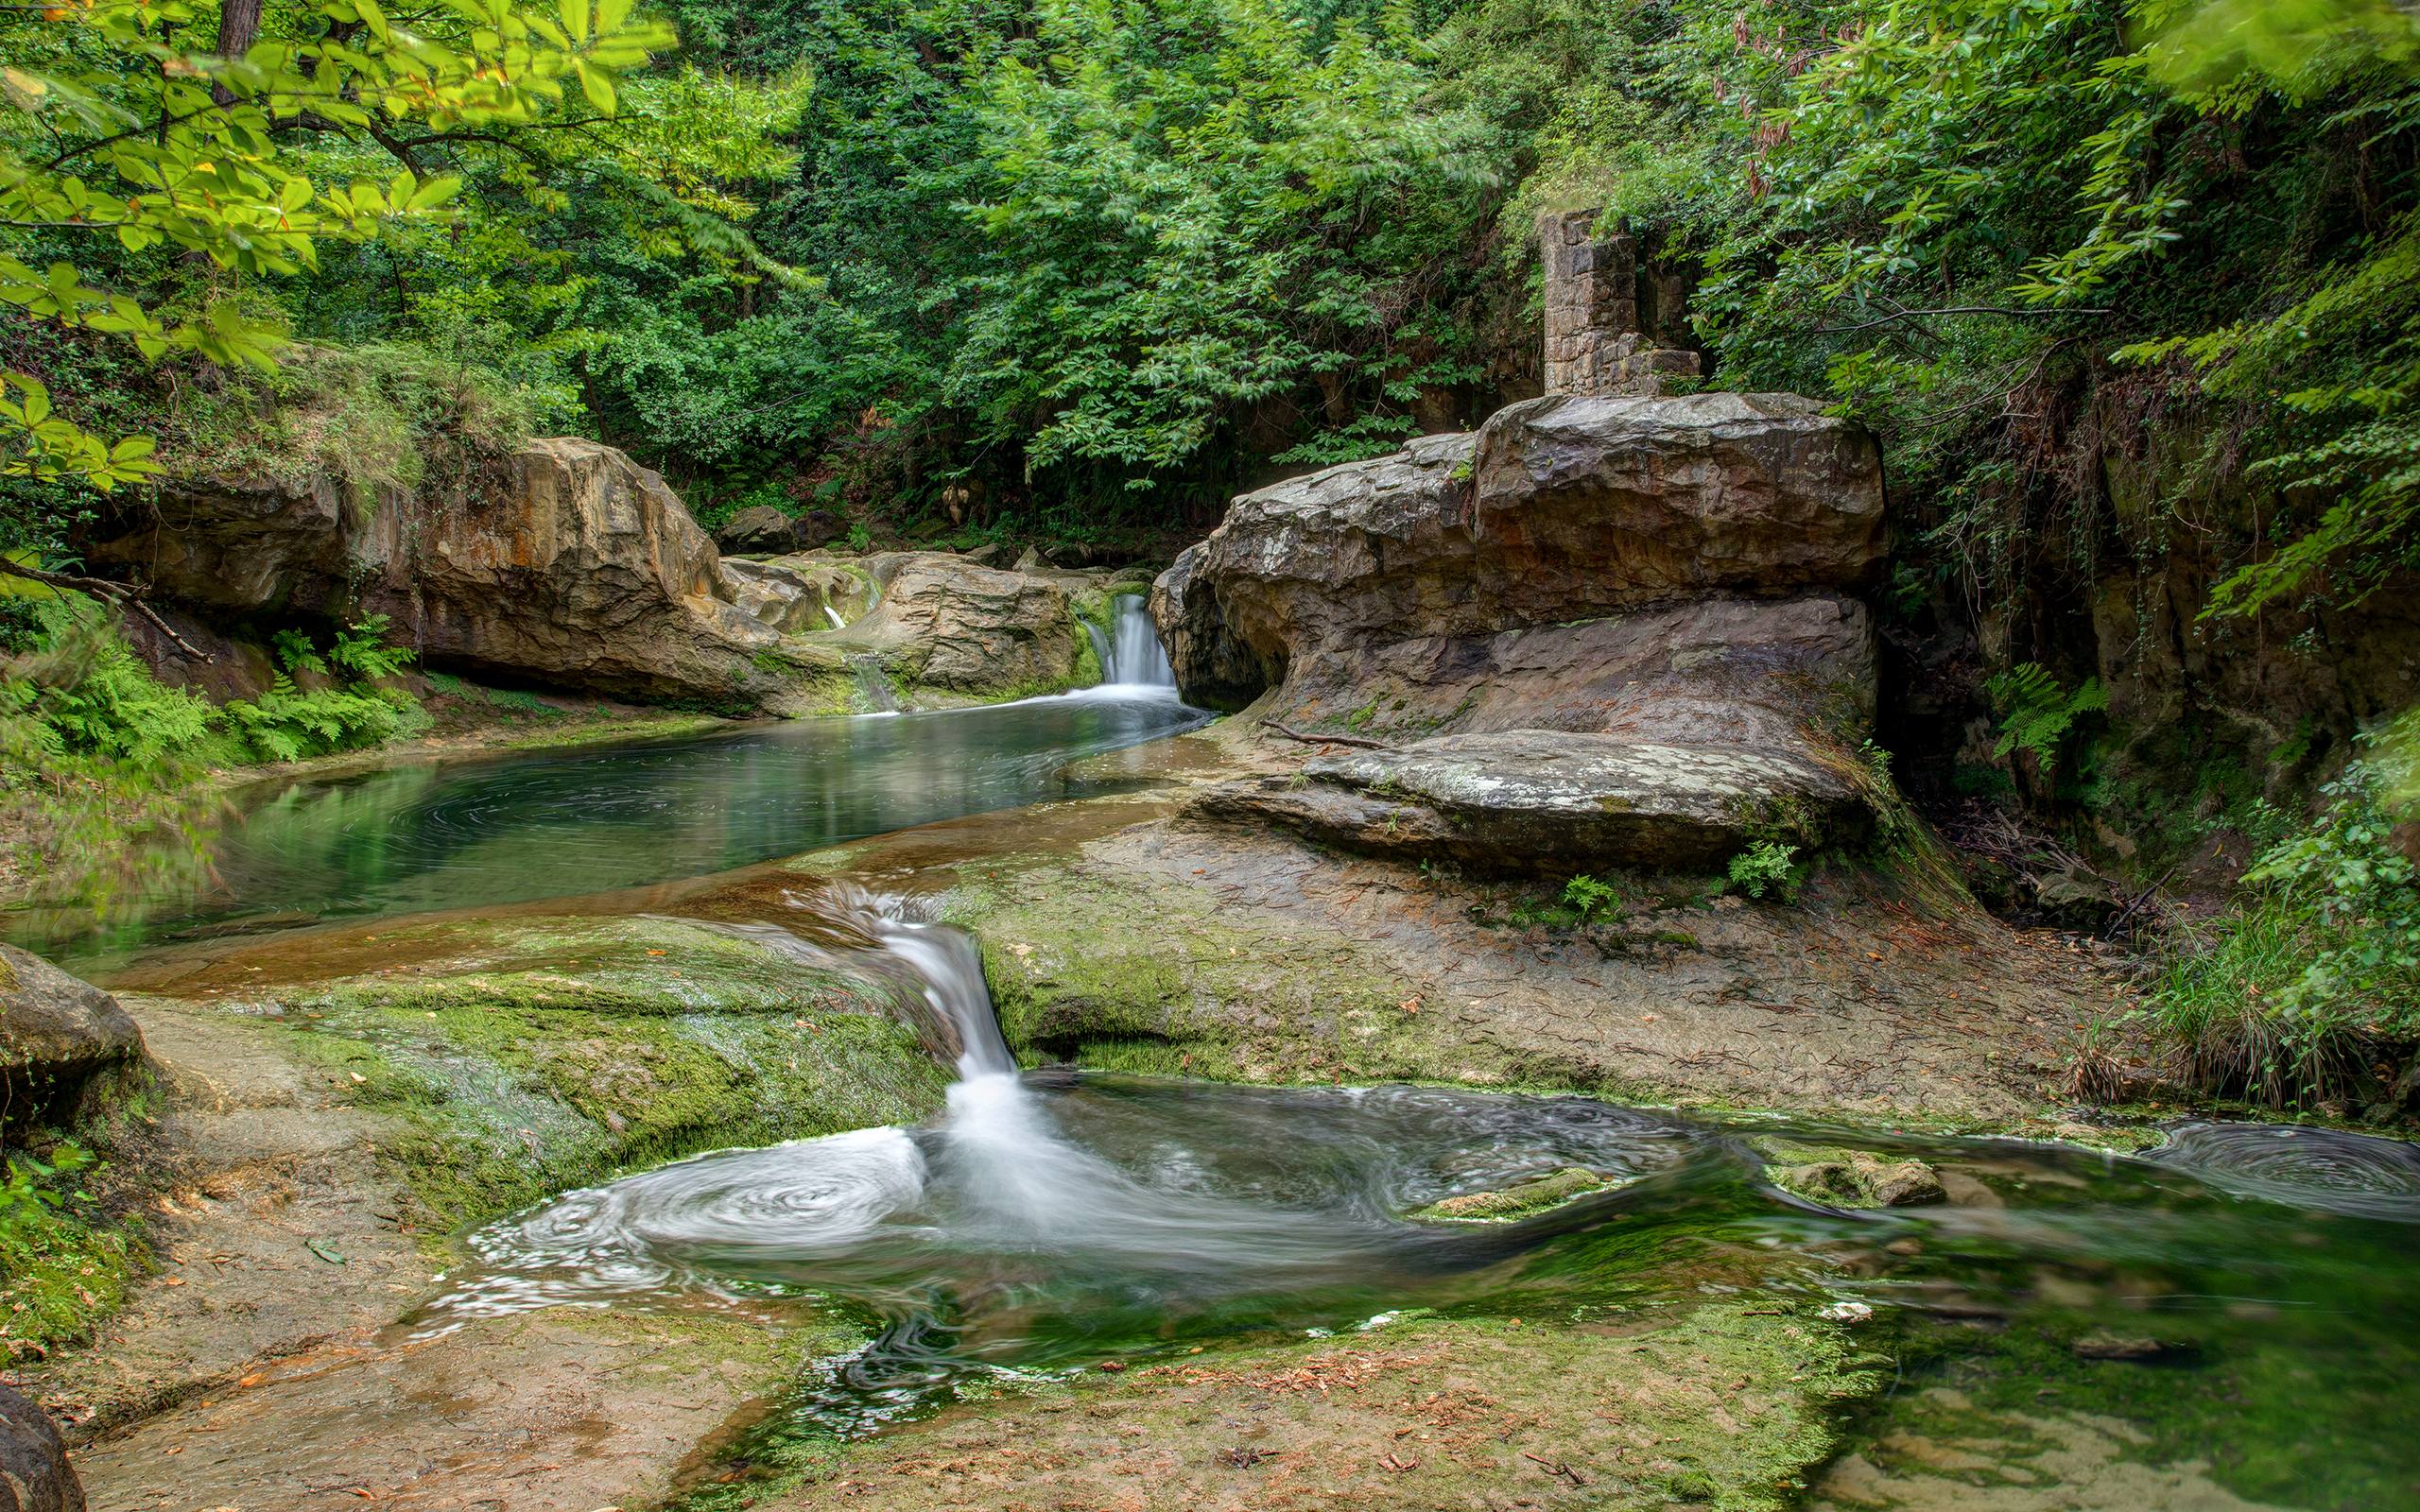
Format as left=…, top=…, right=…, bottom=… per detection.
left=25, top=697, right=1204, bottom=966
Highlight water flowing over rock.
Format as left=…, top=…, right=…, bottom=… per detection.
left=0, top=1384, right=83, bottom=1512
left=1159, top=393, right=1890, bottom=871
left=0, top=944, right=143, bottom=1139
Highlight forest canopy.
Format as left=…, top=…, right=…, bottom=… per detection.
left=3, top=0, right=2416, bottom=621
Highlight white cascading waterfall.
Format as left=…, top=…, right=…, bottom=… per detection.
left=1103, top=593, right=1176, bottom=691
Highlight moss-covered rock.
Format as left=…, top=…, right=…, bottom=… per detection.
left=1407, top=1165, right=1613, bottom=1222
left=229, top=914, right=952, bottom=1232
left=1757, top=1140, right=1946, bottom=1209
left=723, top=1302, right=1881, bottom=1512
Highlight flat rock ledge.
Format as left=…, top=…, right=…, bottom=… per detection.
left=1201, top=728, right=1865, bottom=871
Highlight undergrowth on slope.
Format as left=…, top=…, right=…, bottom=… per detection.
left=2135, top=715, right=2420, bottom=1110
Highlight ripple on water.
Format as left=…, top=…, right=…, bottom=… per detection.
left=2147, top=1121, right=2420, bottom=1222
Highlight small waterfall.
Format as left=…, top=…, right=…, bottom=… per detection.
left=847, top=653, right=899, bottom=713
left=1082, top=619, right=1112, bottom=683
left=824, top=603, right=847, bottom=630
left=1103, top=593, right=1176, bottom=690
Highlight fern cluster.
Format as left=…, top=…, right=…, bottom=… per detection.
left=1985, top=663, right=2109, bottom=780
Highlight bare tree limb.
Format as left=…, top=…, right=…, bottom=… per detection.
left=1259, top=718, right=1390, bottom=751
left=0, top=558, right=214, bottom=662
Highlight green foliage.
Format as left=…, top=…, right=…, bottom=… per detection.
left=273, top=628, right=331, bottom=678
left=2146, top=725, right=2420, bottom=1108
left=0, top=1142, right=136, bottom=1353
left=1726, top=840, right=1803, bottom=902
left=0, top=594, right=421, bottom=912
left=1561, top=873, right=1622, bottom=922
left=0, top=0, right=672, bottom=502
left=218, top=677, right=423, bottom=764
left=330, top=613, right=416, bottom=680
left=1985, top=664, right=2109, bottom=779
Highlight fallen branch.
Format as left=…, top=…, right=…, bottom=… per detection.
left=0, top=556, right=213, bottom=662
left=1258, top=718, right=1390, bottom=751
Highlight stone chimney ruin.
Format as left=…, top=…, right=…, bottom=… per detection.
left=1539, top=210, right=1703, bottom=398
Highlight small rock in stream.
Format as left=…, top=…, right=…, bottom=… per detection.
left=2071, top=1332, right=2197, bottom=1363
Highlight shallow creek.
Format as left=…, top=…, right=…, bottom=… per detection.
left=386, top=887, right=2420, bottom=1510
left=34, top=605, right=2420, bottom=1509
left=17, top=642, right=1208, bottom=970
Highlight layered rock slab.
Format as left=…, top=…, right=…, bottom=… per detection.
left=1207, top=729, right=1866, bottom=871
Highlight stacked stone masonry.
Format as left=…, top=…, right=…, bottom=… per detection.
left=1539, top=210, right=1704, bottom=399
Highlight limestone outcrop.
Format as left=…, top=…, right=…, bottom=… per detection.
left=85, top=445, right=1124, bottom=713
left=1158, top=393, right=1890, bottom=873
left=0, top=944, right=143, bottom=1139
left=1178, top=396, right=1881, bottom=693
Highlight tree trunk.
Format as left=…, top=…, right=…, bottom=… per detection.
left=218, top=0, right=263, bottom=58
left=212, top=0, right=262, bottom=105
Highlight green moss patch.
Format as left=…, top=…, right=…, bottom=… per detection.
left=244, top=915, right=953, bottom=1233
left=717, top=1302, right=1880, bottom=1512
left=1407, top=1165, right=1611, bottom=1222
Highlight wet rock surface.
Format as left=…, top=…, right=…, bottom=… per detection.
left=0, top=946, right=142, bottom=1138
left=0, top=1383, right=80, bottom=1512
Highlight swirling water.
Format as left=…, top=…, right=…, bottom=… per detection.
left=410, top=897, right=2420, bottom=1507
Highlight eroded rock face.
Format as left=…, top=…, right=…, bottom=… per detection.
left=1161, top=394, right=1890, bottom=873
left=1470, top=393, right=1886, bottom=608
left=0, top=1384, right=82, bottom=1512
left=0, top=945, right=143, bottom=1139
left=821, top=555, right=1084, bottom=699
left=1168, top=396, right=1883, bottom=697
left=85, top=440, right=824, bottom=709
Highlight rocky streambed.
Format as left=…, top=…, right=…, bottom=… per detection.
left=7, top=389, right=2418, bottom=1512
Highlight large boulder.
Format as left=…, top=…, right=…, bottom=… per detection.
left=1165, top=394, right=1892, bottom=874
left=0, top=945, right=142, bottom=1140
left=818, top=554, right=1085, bottom=700
left=0, top=1384, right=81, bottom=1512
left=83, top=440, right=821, bottom=709
left=1169, top=394, right=1883, bottom=698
